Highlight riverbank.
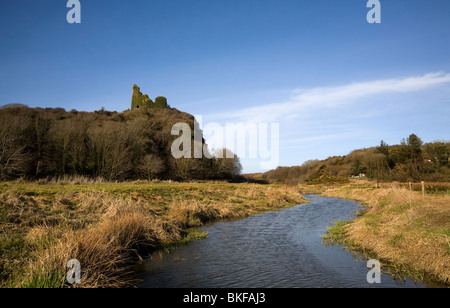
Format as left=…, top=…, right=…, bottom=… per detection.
left=321, top=183, right=450, bottom=286
left=0, top=180, right=304, bottom=288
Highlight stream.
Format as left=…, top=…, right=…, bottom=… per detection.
left=141, top=195, right=427, bottom=288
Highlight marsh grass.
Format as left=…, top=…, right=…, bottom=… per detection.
left=159, top=229, right=209, bottom=254
left=0, top=181, right=304, bottom=288
left=322, top=221, right=352, bottom=246
left=323, top=184, right=450, bottom=286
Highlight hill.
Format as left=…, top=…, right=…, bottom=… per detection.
left=0, top=86, right=241, bottom=181
left=257, top=135, right=450, bottom=184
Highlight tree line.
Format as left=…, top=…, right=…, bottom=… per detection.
left=0, top=106, right=242, bottom=181
left=261, top=134, right=450, bottom=183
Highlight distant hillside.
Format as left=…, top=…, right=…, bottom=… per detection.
left=0, top=87, right=241, bottom=181
left=258, top=135, right=450, bottom=184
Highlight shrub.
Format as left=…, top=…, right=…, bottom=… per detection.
left=154, top=96, right=168, bottom=108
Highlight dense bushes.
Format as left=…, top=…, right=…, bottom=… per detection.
left=154, top=96, right=168, bottom=109
left=262, top=134, right=450, bottom=183
left=0, top=106, right=241, bottom=181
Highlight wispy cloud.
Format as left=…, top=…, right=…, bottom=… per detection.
left=207, top=72, right=450, bottom=123
left=281, top=132, right=360, bottom=145
left=201, top=72, right=450, bottom=172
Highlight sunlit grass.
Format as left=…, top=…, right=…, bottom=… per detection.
left=323, top=184, right=450, bottom=286
left=0, top=180, right=304, bottom=288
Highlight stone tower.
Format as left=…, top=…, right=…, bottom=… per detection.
left=131, top=84, right=153, bottom=109
left=131, top=85, right=168, bottom=110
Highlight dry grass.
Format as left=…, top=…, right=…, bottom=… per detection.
left=0, top=181, right=304, bottom=288
left=323, top=184, right=450, bottom=285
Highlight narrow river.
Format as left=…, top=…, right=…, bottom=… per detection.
left=141, top=195, right=426, bottom=288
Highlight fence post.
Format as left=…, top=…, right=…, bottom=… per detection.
left=409, top=182, right=412, bottom=191
left=421, top=181, right=425, bottom=196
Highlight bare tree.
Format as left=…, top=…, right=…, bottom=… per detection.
left=0, top=113, right=31, bottom=179
left=88, top=122, right=135, bottom=181
left=32, top=111, right=52, bottom=177
left=213, top=148, right=242, bottom=179
left=138, top=154, right=166, bottom=180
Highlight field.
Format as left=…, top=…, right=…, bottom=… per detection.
left=0, top=179, right=304, bottom=288
left=2, top=177, right=449, bottom=288
left=321, top=181, right=450, bottom=286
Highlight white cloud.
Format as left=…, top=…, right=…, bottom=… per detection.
left=200, top=72, right=450, bottom=172
left=207, top=72, right=450, bottom=123
left=282, top=132, right=360, bottom=145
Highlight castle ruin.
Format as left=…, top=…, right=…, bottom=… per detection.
left=131, top=84, right=168, bottom=110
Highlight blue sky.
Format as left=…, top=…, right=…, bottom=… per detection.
left=1, top=0, right=450, bottom=173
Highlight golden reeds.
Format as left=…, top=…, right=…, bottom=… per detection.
left=324, top=185, right=450, bottom=285
left=0, top=181, right=304, bottom=288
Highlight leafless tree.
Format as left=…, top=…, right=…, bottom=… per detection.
left=0, top=113, right=30, bottom=179
left=138, top=154, right=166, bottom=180
left=213, top=148, right=242, bottom=179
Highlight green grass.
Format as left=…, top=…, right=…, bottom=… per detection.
left=433, top=229, right=450, bottom=237
left=322, top=220, right=351, bottom=246
left=389, top=233, right=404, bottom=247
left=363, top=214, right=382, bottom=228
left=413, top=215, right=429, bottom=228
left=388, top=202, right=413, bottom=214
left=161, top=229, right=209, bottom=254
left=378, top=196, right=388, bottom=208
left=19, top=271, right=66, bottom=289
left=445, top=244, right=450, bottom=256
left=425, top=228, right=450, bottom=237
left=0, top=236, right=29, bottom=260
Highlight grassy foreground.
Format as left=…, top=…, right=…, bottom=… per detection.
left=322, top=183, right=450, bottom=286
left=0, top=180, right=304, bottom=288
